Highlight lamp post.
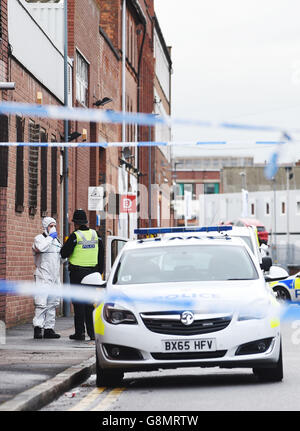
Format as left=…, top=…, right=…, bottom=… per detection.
left=173, top=162, right=183, bottom=226
left=272, top=176, right=277, bottom=263
left=148, top=115, right=159, bottom=227
left=63, top=0, right=70, bottom=316
left=285, top=166, right=293, bottom=265
left=239, top=171, right=248, bottom=218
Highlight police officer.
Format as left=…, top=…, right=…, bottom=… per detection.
left=60, top=209, right=104, bottom=341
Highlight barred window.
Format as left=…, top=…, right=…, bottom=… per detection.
left=40, top=129, right=48, bottom=217
left=0, top=115, right=8, bottom=187
left=0, top=0, right=2, bottom=41
left=15, top=116, right=24, bottom=212
left=28, top=121, right=40, bottom=216
left=51, top=135, right=57, bottom=217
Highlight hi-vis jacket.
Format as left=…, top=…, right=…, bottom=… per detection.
left=32, top=234, right=62, bottom=284
left=69, top=229, right=99, bottom=267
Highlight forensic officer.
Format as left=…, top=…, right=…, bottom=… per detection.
left=32, top=217, right=62, bottom=339
left=60, top=209, right=104, bottom=341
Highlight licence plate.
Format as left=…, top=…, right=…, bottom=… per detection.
left=162, top=338, right=216, bottom=352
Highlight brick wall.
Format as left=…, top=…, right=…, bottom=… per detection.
left=0, top=0, right=9, bottom=322
left=2, top=54, right=64, bottom=326
left=1, top=0, right=161, bottom=326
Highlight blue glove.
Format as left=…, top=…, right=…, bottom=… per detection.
left=49, top=231, right=58, bottom=239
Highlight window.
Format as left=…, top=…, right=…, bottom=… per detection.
left=51, top=136, right=57, bottom=217
left=40, top=129, right=48, bottom=217
left=113, top=245, right=259, bottom=285
left=28, top=121, right=40, bottom=216
left=297, top=201, right=300, bottom=215
left=265, top=202, right=270, bottom=216
left=0, top=0, right=2, bottom=40
left=251, top=203, right=255, bottom=216
left=281, top=201, right=286, bottom=215
left=204, top=183, right=219, bottom=194
left=15, top=116, right=25, bottom=212
left=76, top=51, right=89, bottom=106
left=0, top=115, right=8, bottom=187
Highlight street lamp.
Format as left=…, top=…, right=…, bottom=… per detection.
left=93, top=97, right=113, bottom=107
left=0, top=82, right=15, bottom=90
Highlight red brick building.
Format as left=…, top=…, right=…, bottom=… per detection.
left=0, top=0, right=172, bottom=326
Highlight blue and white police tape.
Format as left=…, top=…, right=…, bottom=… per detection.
left=0, top=140, right=296, bottom=149
left=0, top=278, right=299, bottom=322
left=0, top=100, right=298, bottom=180
left=1, top=101, right=300, bottom=133
left=0, top=139, right=296, bottom=181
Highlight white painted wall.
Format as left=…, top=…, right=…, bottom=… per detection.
left=9, top=0, right=71, bottom=103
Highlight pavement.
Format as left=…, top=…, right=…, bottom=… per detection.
left=0, top=316, right=96, bottom=411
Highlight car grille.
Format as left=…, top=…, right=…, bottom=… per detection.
left=151, top=350, right=227, bottom=360
left=140, top=313, right=232, bottom=336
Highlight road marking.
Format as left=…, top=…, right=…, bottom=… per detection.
left=91, top=387, right=126, bottom=411
left=68, top=387, right=106, bottom=411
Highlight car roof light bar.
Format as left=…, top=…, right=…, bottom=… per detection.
left=134, top=226, right=233, bottom=236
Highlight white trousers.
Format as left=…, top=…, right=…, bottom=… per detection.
left=32, top=279, right=60, bottom=329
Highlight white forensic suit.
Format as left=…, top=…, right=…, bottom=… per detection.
left=32, top=217, right=62, bottom=330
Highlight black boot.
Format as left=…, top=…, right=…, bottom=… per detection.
left=44, top=329, right=61, bottom=339
left=34, top=327, right=43, bottom=339
left=69, top=333, right=85, bottom=341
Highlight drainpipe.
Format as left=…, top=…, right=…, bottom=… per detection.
left=63, top=0, right=70, bottom=316
left=136, top=21, right=146, bottom=227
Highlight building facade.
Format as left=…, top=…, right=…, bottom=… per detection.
left=0, top=0, right=172, bottom=326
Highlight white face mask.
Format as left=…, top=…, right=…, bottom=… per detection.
left=48, top=226, right=56, bottom=235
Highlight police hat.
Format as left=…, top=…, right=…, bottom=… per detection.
left=72, top=209, right=88, bottom=225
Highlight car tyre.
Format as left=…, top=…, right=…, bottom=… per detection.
left=96, top=347, right=124, bottom=387
left=272, top=286, right=291, bottom=302
left=253, top=341, right=283, bottom=382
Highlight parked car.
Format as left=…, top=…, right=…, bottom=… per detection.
left=269, top=272, right=300, bottom=302
left=234, top=218, right=269, bottom=245
left=87, top=228, right=288, bottom=387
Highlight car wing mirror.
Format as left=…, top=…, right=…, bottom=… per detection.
left=265, top=265, right=289, bottom=282
left=81, top=272, right=107, bottom=288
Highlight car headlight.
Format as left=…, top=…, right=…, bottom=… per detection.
left=238, top=299, right=270, bottom=321
left=103, top=303, right=137, bottom=325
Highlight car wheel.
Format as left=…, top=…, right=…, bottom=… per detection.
left=95, top=347, right=124, bottom=387
left=253, top=341, right=283, bottom=382
left=273, top=286, right=291, bottom=302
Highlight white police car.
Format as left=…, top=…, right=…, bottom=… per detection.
left=92, top=227, right=287, bottom=386
left=269, top=272, right=300, bottom=302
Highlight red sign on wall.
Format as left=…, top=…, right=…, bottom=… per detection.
left=120, top=194, right=137, bottom=213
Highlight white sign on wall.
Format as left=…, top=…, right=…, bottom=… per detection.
left=88, top=187, right=104, bottom=211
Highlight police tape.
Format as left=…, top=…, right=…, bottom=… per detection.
left=0, top=101, right=298, bottom=179
left=0, top=140, right=293, bottom=180
left=0, top=278, right=299, bottom=321
left=0, top=140, right=297, bottom=148
left=1, top=100, right=299, bottom=133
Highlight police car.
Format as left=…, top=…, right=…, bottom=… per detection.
left=269, top=272, right=300, bottom=302
left=163, top=225, right=263, bottom=266
left=90, top=227, right=287, bottom=386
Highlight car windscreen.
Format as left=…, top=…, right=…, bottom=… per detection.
left=113, top=244, right=259, bottom=285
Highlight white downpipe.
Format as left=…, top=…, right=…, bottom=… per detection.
left=121, top=0, right=128, bottom=237
left=122, top=0, right=126, bottom=143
